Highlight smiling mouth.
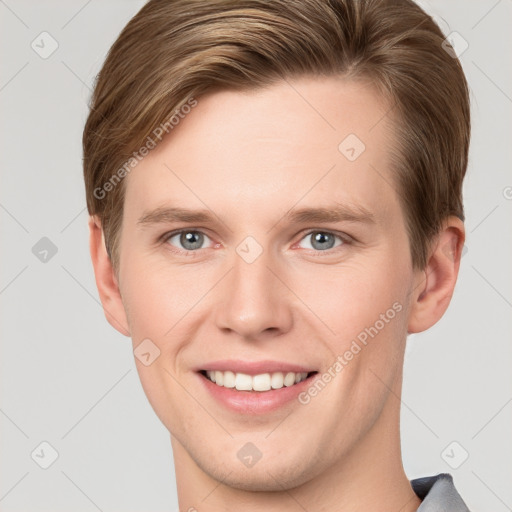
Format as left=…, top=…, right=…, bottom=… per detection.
left=199, top=370, right=318, bottom=392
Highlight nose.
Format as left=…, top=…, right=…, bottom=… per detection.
left=214, top=243, right=293, bottom=341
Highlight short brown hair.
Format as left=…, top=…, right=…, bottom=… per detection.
left=83, top=0, right=470, bottom=274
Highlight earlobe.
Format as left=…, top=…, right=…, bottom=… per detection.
left=88, top=215, right=131, bottom=337
left=408, top=216, right=465, bottom=334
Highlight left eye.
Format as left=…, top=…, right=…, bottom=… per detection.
left=297, top=231, right=344, bottom=251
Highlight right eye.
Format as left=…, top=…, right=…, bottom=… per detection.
left=163, top=230, right=214, bottom=252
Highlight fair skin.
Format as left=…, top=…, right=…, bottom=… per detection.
left=89, top=76, right=464, bottom=512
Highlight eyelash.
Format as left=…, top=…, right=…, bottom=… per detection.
left=160, top=229, right=352, bottom=256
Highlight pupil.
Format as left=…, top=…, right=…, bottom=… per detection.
left=182, top=231, right=202, bottom=250
left=313, top=232, right=334, bottom=250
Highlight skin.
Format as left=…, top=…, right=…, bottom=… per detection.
left=89, top=76, right=464, bottom=511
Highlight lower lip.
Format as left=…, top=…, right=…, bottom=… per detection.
left=197, top=372, right=317, bottom=414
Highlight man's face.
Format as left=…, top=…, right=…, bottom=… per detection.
left=116, top=76, right=420, bottom=490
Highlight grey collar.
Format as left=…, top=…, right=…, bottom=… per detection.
left=411, top=473, right=471, bottom=511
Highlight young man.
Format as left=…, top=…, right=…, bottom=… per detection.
left=83, top=0, right=471, bottom=510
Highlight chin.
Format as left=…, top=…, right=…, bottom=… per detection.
left=210, top=466, right=308, bottom=492
left=195, top=448, right=323, bottom=492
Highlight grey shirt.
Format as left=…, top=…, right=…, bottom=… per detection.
left=411, top=473, right=471, bottom=511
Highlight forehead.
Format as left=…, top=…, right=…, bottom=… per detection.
left=123, top=76, right=400, bottom=227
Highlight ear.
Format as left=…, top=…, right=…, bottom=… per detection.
left=88, top=215, right=131, bottom=337
left=408, top=216, right=465, bottom=334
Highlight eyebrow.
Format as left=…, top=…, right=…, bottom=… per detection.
left=137, top=204, right=375, bottom=228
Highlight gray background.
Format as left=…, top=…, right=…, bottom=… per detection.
left=1, top=1, right=511, bottom=510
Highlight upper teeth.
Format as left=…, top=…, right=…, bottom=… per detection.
left=205, top=370, right=309, bottom=391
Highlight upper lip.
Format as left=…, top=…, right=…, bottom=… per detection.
left=197, top=360, right=316, bottom=375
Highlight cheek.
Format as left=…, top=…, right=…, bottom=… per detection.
left=119, top=252, right=198, bottom=340
left=304, top=259, right=411, bottom=424
left=119, top=255, right=199, bottom=429
left=302, top=253, right=413, bottom=415
left=337, top=254, right=412, bottom=375
left=298, top=256, right=409, bottom=344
